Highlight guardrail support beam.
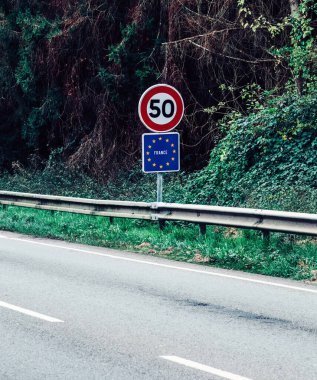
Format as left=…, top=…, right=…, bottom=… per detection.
left=199, top=223, right=207, bottom=235
left=262, top=230, right=270, bottom=244
left=159, top=220, right=166, bottom=230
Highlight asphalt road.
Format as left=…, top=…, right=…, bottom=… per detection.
left=0, top=231, right=316, bottom=380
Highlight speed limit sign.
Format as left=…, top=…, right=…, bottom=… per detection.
left=138, top=84, right=184, bottom=132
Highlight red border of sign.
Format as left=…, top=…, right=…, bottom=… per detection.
left=138, top=84, right=184, bottom=132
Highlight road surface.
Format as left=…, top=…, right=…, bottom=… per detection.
left=0, top=231, right=316, bottom=380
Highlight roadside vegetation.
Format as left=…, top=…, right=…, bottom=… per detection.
left=0, top=2, right=317, bottom=280
left=0, top=206, right=316, bottom=281
left=1, top=126, right=317, bottom=282
left=1, top=84, right=317, bottom=281
left=1, top=85, right=317, bottom=213
left=1, top=65, right=317, bottom=282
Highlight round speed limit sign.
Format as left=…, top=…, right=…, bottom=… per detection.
left=138, top=84, right=184, bottom=132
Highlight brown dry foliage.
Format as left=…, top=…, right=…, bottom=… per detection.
left=1, top=0, right=296, bottom=178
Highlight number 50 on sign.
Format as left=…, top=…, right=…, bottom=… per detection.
left=138, top=84, right=184, bottom=133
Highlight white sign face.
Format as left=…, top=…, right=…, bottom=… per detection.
left=146, top=93, right=177, bottom=125
left=138, top=84, right=184, bottom=133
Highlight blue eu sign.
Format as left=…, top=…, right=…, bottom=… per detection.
left=142, top=132, right=180, bottom=173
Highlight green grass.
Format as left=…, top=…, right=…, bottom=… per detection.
left=0, top=205, right=316, bottom=281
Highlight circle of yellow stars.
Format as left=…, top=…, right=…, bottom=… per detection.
left=146, top=137, right=177, bottom=169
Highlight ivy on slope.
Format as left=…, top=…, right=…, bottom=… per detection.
left=189, top=90, right=317, bottom=212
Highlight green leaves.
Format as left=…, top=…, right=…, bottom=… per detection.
left=16, top=10, right=52, bottom=43
left=186, top=88, right=317, bottom=211
left=15, top=47, right=34, bottom=94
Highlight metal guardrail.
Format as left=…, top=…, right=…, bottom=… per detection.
left=0, top=191, right=152, bottom=220
left=0, top=191, right=317, bottom=237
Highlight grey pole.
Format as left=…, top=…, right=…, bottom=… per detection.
left=157, top=173, right=163, bottom=203
left=157, top=173, right=165, bottom=230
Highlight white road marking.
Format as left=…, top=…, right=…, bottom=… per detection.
left=161, top=356, right=253, bottom=380
left=0, top=300, right=64, bottom=323
left=0, top=234, right=317, bottom=295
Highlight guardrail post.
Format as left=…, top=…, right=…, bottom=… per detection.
left=199, top=223, right=207, bottom=235
left=262, top=230, right=270, bottom=245
left=159, top=220, right=166, bottom=230
left=109, top=217, right=114, bottom=224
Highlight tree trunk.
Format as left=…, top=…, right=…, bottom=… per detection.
left=289, top=0, right=303, bottom=95
left=162, top=0, right=182, bottom=85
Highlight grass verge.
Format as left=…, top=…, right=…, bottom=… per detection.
left=0, top=206, right=316, bottom=281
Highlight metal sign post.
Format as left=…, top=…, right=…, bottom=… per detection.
left=138, top=84, right=184, bottom=218
left=142, top=131, right=180, bottom=206
left=157, top=173, right=163, bottom=203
